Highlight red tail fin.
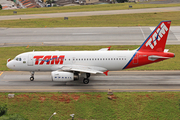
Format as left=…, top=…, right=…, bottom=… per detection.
left=138, top=21, right=171, bottom=52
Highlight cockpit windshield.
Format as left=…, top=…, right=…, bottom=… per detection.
left=14, top=57, right=22, bottom=61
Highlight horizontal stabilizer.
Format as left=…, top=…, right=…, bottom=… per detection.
left=164, top=49, right=169, bottom=52
left=148, top=55, right=171, bottom=61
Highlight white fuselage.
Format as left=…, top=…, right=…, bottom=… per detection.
left=7, top=50, right=136, bottom=72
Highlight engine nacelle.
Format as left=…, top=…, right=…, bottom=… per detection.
left=51, top=71, right=74, bottom=82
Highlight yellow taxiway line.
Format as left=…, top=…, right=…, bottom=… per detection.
left=0, top=72, right=3, bottom=76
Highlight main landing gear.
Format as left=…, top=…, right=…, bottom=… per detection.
left=30, top=71, right=34, bottom=81
left=83, top=73, right=90, bottom=84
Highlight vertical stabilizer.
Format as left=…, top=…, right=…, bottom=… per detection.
left=138, top=21, right=171, bottom=52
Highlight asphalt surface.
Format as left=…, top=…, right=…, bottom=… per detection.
left=142, top=0, right=180, bottom=4
left=0, top=71, right=180, bottom=92
left=0, top=7, right=180, bottom=20
left=0, top=26, right=179, bottom=46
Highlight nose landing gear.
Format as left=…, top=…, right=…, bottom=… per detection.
left=30, top=71, right=34, bottom=81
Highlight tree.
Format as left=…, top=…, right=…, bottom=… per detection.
left=0, top=4, right=2, bottom=10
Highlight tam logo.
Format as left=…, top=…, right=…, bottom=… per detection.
left=145, top=23, right=168, bottom=49
left=33, top=55, right=65, bottom=65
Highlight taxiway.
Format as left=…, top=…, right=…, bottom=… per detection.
left=0, top=71, right=180, bottom=92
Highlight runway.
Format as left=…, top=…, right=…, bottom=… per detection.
left=0, top=26, right=180, bottom=47
left=0, top=71, right=180, bottom=92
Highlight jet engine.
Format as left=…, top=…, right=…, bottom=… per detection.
left=51, top=71, right=79, bottom=82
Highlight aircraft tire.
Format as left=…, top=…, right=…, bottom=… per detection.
left=30, top=77, right=34, bottom=81
left=83, top=78, right=89, bottom=84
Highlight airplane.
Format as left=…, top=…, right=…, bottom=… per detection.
left=7, top=21, right=175, bottom=84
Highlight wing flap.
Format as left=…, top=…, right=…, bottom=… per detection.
left=59, top=65, right=106, bottom=74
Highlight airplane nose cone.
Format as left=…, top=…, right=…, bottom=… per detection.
left=7, top=61, right=13, bottom=69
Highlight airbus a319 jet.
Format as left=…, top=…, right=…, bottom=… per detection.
left=7, top=21, right=175, bottom=84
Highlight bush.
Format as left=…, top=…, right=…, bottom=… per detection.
left=116, top=0, right=128, bottom=3
left=0, top=104, right=7, bottom=116
left=0, top=4, right=2, bottom=10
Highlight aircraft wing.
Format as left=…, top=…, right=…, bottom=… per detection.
left=58, top=65, right=108, bottom=75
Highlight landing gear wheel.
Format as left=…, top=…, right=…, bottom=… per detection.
left=83, top=78, right=89, bottom=84
left=30, top=77, right=34, bottom=81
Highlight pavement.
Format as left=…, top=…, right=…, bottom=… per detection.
left=0, top=71, right=180, bottom=92
left=0, top=26, right=180, bottom=47
left=0, top=7, right=180, bottom=20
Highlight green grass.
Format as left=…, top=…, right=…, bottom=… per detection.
left=0, top=2, right=180, bottom=16
left=0, top=45, right=179, bottom=71
left=0, top=11, right=180, bottom=28
left=0, top=92, right=179, bottom=120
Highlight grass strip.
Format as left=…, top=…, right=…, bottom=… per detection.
left=0, top=92, right=179, bottom=119
left=0, top=45, right=179, bottom=71
left=0, top=3, right=180, bottom=16
left=0, top=11, right=180, bottom=28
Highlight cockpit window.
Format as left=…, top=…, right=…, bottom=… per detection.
left=14, top=57, right=22, bottom=61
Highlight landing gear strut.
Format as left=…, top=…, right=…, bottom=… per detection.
left=83, top=73, right=91, bottom=84
left=30, top=71, right=34, bottom=81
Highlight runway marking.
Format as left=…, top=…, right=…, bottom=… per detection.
left=0, top=89, right=180, bottom=91
left=139, top=26, right=146, bottom=39
left=0, top=72, right=3, bottom=76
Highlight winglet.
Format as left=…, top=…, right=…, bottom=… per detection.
left=98, top=46, right=111, bottom=51
left=108, top=46, right=111, bottom=51
left=103, top=70, right=109, bottom=76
